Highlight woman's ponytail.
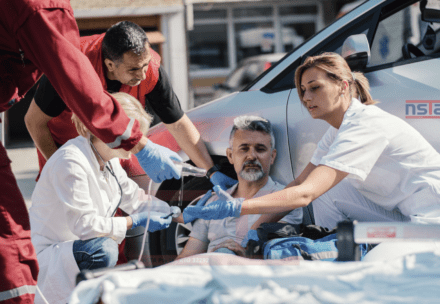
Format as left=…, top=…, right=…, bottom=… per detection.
left=351, top=71, right=377, bottom=105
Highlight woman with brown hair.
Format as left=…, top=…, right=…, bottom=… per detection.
left=183, top=52, right=440, bottom=261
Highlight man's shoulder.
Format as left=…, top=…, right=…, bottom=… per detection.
left=80, top=34, right=105, bottom=52
left=270, top=180, right=286, bottom=192
left=264, top=177, right=285, bottom=193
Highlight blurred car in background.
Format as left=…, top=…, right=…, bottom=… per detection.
left=211, top=53, right=286, bottom=100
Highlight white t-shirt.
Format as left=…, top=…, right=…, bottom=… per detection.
left=311, top=98, right=440, bottom=222
left=190, top=177, right=303, bottom=252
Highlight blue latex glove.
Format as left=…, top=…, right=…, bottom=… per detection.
left=241, top=229, right=259, bottom=248
left=190, top=190, right=213, bottom=225
left=135, top=140, right=182, bottom=183
left=182, top=185, right=244, bottom=224
left=130, top=211, right=172, bottom=232
left=195, top=190, right=213, bottom=207
left=210, top=171, right=237, bottom=191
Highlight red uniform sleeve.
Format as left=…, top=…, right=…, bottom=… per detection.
left=16, top=8, right=142, bottom=150
left=119, top=155, right=146, bottom=178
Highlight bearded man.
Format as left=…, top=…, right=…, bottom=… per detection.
left=176, top=116, right=303, bottom=258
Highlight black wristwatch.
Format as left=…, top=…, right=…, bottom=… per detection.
left=206, top=164, right=221, bottom=179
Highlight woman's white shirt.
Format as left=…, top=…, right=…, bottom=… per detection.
left=311, top=98, right=440, bottom=222
left=29, top=136, right=170, bottom=255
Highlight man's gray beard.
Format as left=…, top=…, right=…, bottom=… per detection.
left=239, top=160, right=265, bottom=181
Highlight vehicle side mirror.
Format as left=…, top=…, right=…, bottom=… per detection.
left=420, top=0, right=440, bottom=23
left=341, top=34, right=371, bottom=71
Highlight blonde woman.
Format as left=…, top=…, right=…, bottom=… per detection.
left=183, top=52, right=440, bottom=262
left=29, top=93, right=172, bottom=304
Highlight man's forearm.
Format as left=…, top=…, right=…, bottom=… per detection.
left=175, top=237, right=208, bottom=260
left=30, top=128, right=58, bottom=160
left=130, top=136, right=149, bottom=154
left=24, top=99, right=58, bottom=160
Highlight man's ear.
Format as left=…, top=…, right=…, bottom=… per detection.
left=104, top=58, right=115, bottom=72
left=341, top=80, right=349, bottom=95
left=226, top=148, right=233, bottom=164
left=270, top=148, right=277, bottom=165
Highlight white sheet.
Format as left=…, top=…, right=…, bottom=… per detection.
left=69, top=252, right=440, bottom=304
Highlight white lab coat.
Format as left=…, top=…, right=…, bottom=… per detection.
left=311, top=98, right=440, bottom=223
left=29, top=136, right=170, bottom=304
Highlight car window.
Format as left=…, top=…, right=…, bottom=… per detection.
left=368, top=1, right=440, bottom=67
left=262, top=7, right=378, bottom=93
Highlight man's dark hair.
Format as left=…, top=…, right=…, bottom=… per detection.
left=102, top=21, right=149, bottom=63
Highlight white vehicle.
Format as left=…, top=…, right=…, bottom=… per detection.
left=139, top=0, right=440, bottom=265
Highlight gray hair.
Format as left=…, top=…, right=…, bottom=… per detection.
left=229, top=115, right=275, bottom=149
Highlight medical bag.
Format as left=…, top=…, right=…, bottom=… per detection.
left=246, top=223, right=369, bottom=261
left=263, top=233, right=368, bottom=261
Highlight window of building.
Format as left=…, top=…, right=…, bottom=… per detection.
left=279, top=5, right=318, bottom=16
left=235, top=22, right=274, bottom=63
left=233, top=7, right=273, bottom=18
left=194, top=9, right=227, bottom=19
left=189, top=24, right=228, bottom=71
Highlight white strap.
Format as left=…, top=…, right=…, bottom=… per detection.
left=0, top=285, right=36, bottom=301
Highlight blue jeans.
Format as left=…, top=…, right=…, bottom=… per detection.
left=214, top=247, right=236, bottom=255
left=73, top=237, right=119, bottom=271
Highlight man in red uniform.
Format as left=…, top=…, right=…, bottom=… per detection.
left=0, top=1, right=189, bottom=302
left=24, top=21, right=229, bottom=185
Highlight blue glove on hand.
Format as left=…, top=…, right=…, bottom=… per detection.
left=195, top=190, right=213, bottom=207
left=190, top=190, right=213, bottom=225
left=182, top=185, right=243, bottom=224
left=241, top=229, right=259, bottom=248
left=210, top=171, right=237, bottom=191
left=130, top=211, right=172, bottom=232
left=135, top=140, right=182, bottom=183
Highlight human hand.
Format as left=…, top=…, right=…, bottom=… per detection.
left=209, top=171, right=237, bottom=191
left=135, top=140, right=182, bottom=183
left=188, top=190, right=214, bottom=224
left=212, top=239, right=246, bottom=257
left=182, top=186, right=244, bottom=223
left=130, top=211, right=172, bottom=232
left=240, top=229, right=260, bottom=249
left=196, top=190, right=213, bottom=207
